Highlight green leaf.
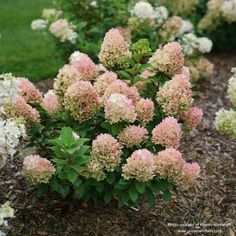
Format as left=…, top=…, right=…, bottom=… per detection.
left=75, top=156, right=90, bottom=166
left=118, top=70, right=131, bottom=80
left=60, top=127, right=74, bottom=146
left=49, top=177, right=59, bottom=192
left=145, top=189, right=155, bottom=207
left=58, top=171, right=68, bottom=180
left=101, top=121, right=111, bottom=131
left=163, top=190, right=172, bottom=202
left=75, top=183, right=85, bottom=199
left=78, top=145, right=90, bottom=155
left=106, top=172, right=116, bottom=184
left=128, top=185, right=139, bottom=202
left=73, top=138, right=90, bottom=147
left=116, top=179, right=130, bottom=190
left=72, top=165, right=85, bottom=173
left=135, top=181, right=146, bottom=194
left=157, top=179, right=170, bottom=192
left=149, top=182, right=160, bottom=193
left=95, top=183, right=104, bottom=193
left=121, top=191, right=129, bottom=205
left=139, top=63, right=152, bottom=72
left=52, top=158, right=68, bottom=165
left=104, top=191, right=113, bottom=204
left=111, top=124, right=122, bottom=136
left=74, top=179, right=82, bottom=188
left=58, top=185, right=70, bottom=198
left=67, top=170, right=78, bottom=184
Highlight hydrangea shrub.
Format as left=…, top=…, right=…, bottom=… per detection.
left=0, top=32, right=203, bottom=207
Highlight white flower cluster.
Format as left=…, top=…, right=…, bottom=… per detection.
left=227, top=68, right=236, bottom=107
left=131, top=1, right=168, bottom=24
left=42, top=8, right=63, bottom=21
left=180, top=33, right=199, bottom=55
left=221, top=0, right=236, bottom=22
left=152, top=6, right=169, bottom=25
left=90, top=1, right=97, bottom=7
left=215, top=108, right=236, bottom=139
left=49, top=19, right=78, bottom=44
left=131, top=1, right=154, bottom=20
left=0, top=73, right=19, bottom=107
left=31, top=8, right=77, bottom=44
left=69, top=51, right=87, bottom=63
left=31, top=19, right=48, bottom=31
left=178, top=20, right=193, bottom=35
left=180, top=33, right=213, bottom=55
left=0, top=118, right=26, bottom=160
left=0, top=202, right=14, bottom=229
left=215, top=68, right=236, bottom=139
left=197, top=37, right=213, bottom=53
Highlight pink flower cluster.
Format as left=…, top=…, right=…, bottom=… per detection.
left=83, top=159, right=106, bottom=181
left=181, top=107, right=203, bottom=129
left=49, top=19, right=69, bottom=37
left=18, top=77, right=43, bottom=105
left=152, top=117, right=182, bottom=148
left=140, top=70, right=156, bottom=79
left=149, top=42, right=184, bottom=76
left=135, top=98, right=154, bottom=123
left=64, top=81, right=100, bottom=122
left=54, top=64, right=80, bottom=101
left=177, top=162, right=201, bottom=190
left=41, top=90, right=60, bottom=114
left=23, top=155, right=55, bottom=184
left=155, top=148, right=185, bottom=179
left=94, top=71, right=118, bottom=96
left=122, top=149, right=155, bottom=182
left=91, top=134, right=122, bottom=171
left=103, top=80, right=140, bottom=105
left=118, top=125, right=148, bottom=148
left=104, top=93, right=136, bottom=124
left=181, top=66, right=191, bottom=79
left=71, top=54, right=99, bottom=81
left=98, top=28, right=131, bottom=68
left=157, top=74, right=193, bottom=115
left=4, top=96, right=40, bottom=124
left=155, top=148, right=201, bottom=189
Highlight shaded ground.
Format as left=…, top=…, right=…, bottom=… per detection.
left=0, top=53, right=236, bottom=235
left=0, top=0, right=65, bottom=81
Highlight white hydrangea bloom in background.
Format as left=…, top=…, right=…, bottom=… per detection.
left=197, top=37, right=213, bottom=53
left=152, top=6, right=168, bottom=25
left=90, top=1, right=97, bottom=7
left=227, top=69, right=236, bottom=107
left=49, top=19, right=78, bottom=44
left=131, top=1, right=154, bottom=20
left=180, top=33, right=199, bottom=56
left=178, top=20, right=193, bottom=35
left=0, top=202, right=14, bottom=227
left=42, top=8, right=62, bottom=20
left=0, top=73, right=19, bottom=106
left=31, top=19, right=48, bottom=31
left=221, top=0, right=236, bottom=22
left=215, top=108, right=236, bottom=138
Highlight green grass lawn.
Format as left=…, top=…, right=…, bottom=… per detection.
left=0, top=0, right=65, bottom=82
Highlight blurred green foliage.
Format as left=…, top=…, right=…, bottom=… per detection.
left=0, top=0, right=65, bottom=81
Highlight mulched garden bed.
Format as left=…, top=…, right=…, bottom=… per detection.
left=1, top=52, right=235, bottom=236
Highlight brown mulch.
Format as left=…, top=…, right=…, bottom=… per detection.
left=0, top=53, right=236, bottom=236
